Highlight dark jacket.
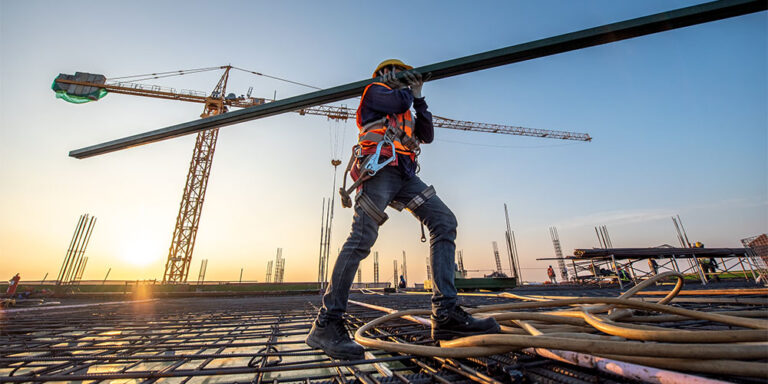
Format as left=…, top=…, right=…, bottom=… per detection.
left=357, top=84, right=433, bottom=177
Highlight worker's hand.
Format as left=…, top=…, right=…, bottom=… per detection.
left=403, top=71, right=423, bottom=99
left=380, top=72, right=407, bottom=89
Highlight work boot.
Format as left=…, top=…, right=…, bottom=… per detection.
left=431, top=306, right=501, bottom=341
left=306, top=317, right=365, bottom=360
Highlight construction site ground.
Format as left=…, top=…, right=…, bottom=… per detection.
left=2, top=281, right=766, bottom=384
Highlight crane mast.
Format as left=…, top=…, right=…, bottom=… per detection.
left=163, top=67, right=230, bottom=283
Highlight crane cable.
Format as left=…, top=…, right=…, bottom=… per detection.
left=107, top=66, right=223, bottom=82
left=106, top=65, right=322, bottom=92
left=354, top=271, right=768, bottom=378
left=231, top=66, right=322, bottom=90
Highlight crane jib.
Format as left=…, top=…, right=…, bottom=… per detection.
left=68, top=0, right=767, bottom=159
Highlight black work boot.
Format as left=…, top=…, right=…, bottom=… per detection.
left=306, top=317, right=364, bottom=360
left=431, top=306, right=501, bottom=341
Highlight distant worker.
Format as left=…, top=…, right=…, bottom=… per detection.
left=547, top=265, right=557, bottom=284
left=623, top=266, right=633, bottom=281
left=398, top=274, right=406, bottom=289
left=699, top=257, right=721, bottom=282
left=692, top=241, right=720, bottom=282
left=306, top=59, right=499, bottom=360
left=648, top=258, right=659, bottom=275
left=617, top=267, right=628, bottom=281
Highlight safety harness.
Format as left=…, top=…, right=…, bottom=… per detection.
left=339, top=114, right=435, bottom=234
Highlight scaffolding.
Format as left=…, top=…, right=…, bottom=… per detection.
left=549, top=227, right=569, bottom=282
left=393, top=260, right=398, bottom=288
left=457, top=250, right=466, bottom=277
left=540, top=247, right=761, bottom=288
left=197, top=259, right=208, bottom=284
left=492, top=241, right=503, bottom=274
left=741, top=234, right=768, bottom=284
left=401, top=251, right=408, bottom=287
left=373, top=251, right=379, bottom=284
left=265, top=260, right=273, bottom=283
left=504, top=204, right=521, bottom=279
left=274, top=248, right=285, bottom=283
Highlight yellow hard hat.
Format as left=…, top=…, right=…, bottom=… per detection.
left=372, top=59, right=413, bottom=78
left=694, top=241, right=704, bottom=248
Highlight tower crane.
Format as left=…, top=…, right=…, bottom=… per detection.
left=52, top=66, right=591, bottom=283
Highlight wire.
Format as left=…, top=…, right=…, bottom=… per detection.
left=107, top=66, right=223, bottom=81
left=231, top=66, right=322, bottom=90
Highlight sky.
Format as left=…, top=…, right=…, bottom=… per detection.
left=0, top=1, right=766, bottom=285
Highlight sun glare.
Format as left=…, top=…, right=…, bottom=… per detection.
left=119, top=239, right=160, bottom=267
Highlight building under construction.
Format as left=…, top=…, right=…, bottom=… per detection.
left=3, top=1, right=767, bottom=383
left=2, top=274, right=767, bottom=383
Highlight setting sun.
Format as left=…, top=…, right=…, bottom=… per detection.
left=118, top=238, right=162, bottom=267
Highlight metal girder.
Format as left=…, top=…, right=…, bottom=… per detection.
left=69, top=0, right=766, bottom=159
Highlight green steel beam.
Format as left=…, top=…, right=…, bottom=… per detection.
left=69, top=0, right=766, bottom=159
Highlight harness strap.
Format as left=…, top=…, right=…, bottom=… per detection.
left=359, top=132, right=385, bottom=143
left=405, top=185, right=436, bottom=212
left=360, top=117, right=420, bottom=155
left=339, top=149, right=359, bottom=208
left=388, top=200, right=406, bottom=211
left=361, top=117, right=387, bottom=132
left=356, top=193, right=388, bottom=225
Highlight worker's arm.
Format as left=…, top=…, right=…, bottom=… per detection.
left=413, top=97, right=433, bottom=144
left=363, top=83, right=413, bottom=115
left=360, top=83, right=433, bottom=143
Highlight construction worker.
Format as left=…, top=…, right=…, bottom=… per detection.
left=398, top=274, right=406, bottom=289
left=648, top=258, right=659, bottom=275
left=547, top=265, right=557, bottom=284
left=692, top=241, right=720, bottom=282
left=307, top=59, right=500, bottom=360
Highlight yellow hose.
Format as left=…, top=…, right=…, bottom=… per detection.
left=354, top=271, right=768, bottom=377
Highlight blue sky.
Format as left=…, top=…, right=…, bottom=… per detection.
left=1, top=1, right=765, bottom=283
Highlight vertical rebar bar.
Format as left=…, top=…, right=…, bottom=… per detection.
left=57, top=214, right=86, bottom=284
left=65, top=215, right=95, bottom=284
left=318, top=198, right=326, bottom=285
left=610, top=255, right=623, bottom=290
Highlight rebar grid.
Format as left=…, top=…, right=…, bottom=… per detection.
left=0, top=296, right=419, bottom=383
left=2, top=291, right=766, bottom=383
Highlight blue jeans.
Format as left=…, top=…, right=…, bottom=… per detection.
left=319, top=166, right=458, bottom=320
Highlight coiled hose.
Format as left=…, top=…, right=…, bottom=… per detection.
left=354, top=272, right=768, bottom=377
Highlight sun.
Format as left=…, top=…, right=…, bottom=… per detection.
left=119, top=239, right=161, bottom=267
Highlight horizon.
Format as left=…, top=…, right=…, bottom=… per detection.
left=1, top=0, right=765, bottom=285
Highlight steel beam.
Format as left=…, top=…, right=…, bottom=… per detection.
left=69, top=0, right=766, bottom=159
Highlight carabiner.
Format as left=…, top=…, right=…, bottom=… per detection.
left=362, top=137, right=396, bottom=176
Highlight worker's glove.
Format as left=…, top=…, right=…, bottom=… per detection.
left=380, top=72, right=407, bottom=89
left=402, top=71, right=423, bottom=99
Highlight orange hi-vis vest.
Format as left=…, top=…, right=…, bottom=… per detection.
left=356, top=82, right=417, bottom=162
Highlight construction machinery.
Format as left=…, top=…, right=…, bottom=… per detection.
left=53, top=66, right=591, bottom=284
